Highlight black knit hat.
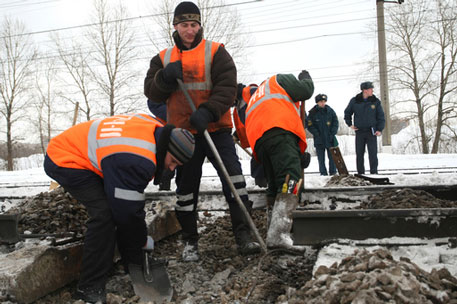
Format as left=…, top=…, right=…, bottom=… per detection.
left=168, top=128, right=195, bottom=163
left=360, top=81, right=374, bottom=90
left=173, top=1, right=201, bottom=25
left=315, top=94, right=328, bottom=103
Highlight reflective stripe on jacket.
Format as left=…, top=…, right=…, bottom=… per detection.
left=159, top=39, right=232, bottom=133
left=245, top=75, right=307, bottom=157
left=46, top=113, right=162, bottom=177
left=234, top=85, right=257, bottom=149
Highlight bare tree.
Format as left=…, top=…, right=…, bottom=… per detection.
left=429, top=0, right=457, bottom=153
left=87, top=0, right=142, bottom=116
left=33, top=60, right=57, bottom=155
left=144, top=0, right=251, bottom=69
left=54, top=35, right=95, bottom=122
left=0, top=17, right=37, bottom=170
left=386, top=0, right=457, bottom=153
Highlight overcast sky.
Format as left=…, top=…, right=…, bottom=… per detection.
left=1, top=0, right=387, bottom=115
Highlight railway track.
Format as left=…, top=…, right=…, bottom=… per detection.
left=1, top=166, right=456, bottom=191
left=1, top=174, right=456, bottom=249
left=0, top=167, right=457, bottom=205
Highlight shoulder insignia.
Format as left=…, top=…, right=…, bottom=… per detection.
left=327, top=121, right=331, bottom=126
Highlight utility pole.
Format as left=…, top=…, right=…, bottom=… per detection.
left=376, top=0, right=392, bottom=148
left=376, top=0, right=404, bottom=151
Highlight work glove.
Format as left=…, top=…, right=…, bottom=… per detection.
left=236, top=83, right=245, bottom=102
left=298, top=70, right=312, bottom=81
left=232, top=130, right=239, bottom=141
left=162, top=61, right=183, bottom=85
left=190, top=107, right=214, bottom=134
left=143, top=236, right=154, bottom=251
left=300, top=152, right=311, bottom=169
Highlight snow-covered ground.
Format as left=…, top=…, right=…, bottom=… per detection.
left=1, top=152, right=457, bottom=277
left=1, top=152, right=457, bottom=196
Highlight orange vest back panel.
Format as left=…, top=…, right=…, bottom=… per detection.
left=47, top=114, right=161, bottom=177
left=245, top=76, right=307, bottom=157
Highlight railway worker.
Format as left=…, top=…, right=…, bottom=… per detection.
left=233, top=83, right=268, bottom=188
left=44, top=113, right=195, bottom=303
left=143, top=1, right=260, bottom=262
left=344, top=81, right=385, bottom=174
left=306, top=93, right=339, bottom=176
left=245, top=70, right=314, bottom=249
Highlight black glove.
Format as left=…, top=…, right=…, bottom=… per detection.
left=298, top=70, right=312, bottom=81
left=237, top=84, right=245, bottom=101
left=232, top=130, right=239, bottom=141
left=190, top=107, right=214, bottom=134
left=162, top=61, right=183, bottom=84
left=300, top=152, right=311, bottom=169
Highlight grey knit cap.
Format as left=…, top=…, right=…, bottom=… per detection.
left=168, top=128, right=195, bottom=163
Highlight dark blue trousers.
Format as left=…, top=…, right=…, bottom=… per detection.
left=174, top=131, right=251, bottom=243
left=315, top=146, right=336, bottom=176
left=44, top=155, right=115, bottom=291
left=355, top=130, right=378, bottom=174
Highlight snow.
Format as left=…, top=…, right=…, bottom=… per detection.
left=1, top=152, right=457, bottom=278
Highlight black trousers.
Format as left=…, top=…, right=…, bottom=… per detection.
left=174, top=131, right=251, bottom=243
left=355, top=130, right=378, bottom=174
left=44, top=155, right=115, bottom=291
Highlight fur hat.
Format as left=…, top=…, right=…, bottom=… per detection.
left=173, top=1, right=201, bottom=25
left=360, top=81, right=374, bottom=90
left=315, top=94, right=328, bottom=103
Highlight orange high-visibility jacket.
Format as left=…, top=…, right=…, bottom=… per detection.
left=159, top=39, right=233, bottom=133
left=233, top=85, right=257, bottom=149
left=46, top=113, right=162, bottom=177
left=245, top=75, right=307, bottom=158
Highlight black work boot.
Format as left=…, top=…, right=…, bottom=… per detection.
left=228, top=200, right=261, bottom=255
left=75, top=286, right=106, bottom=304
left=236, top=229, right=261, bottom=255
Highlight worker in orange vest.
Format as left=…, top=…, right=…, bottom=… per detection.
left=233, top=83, right=267, bottom=188
left=144, top=1, right=260, bottom=261
left=44, top=113, right=195, bottom=303
left=245, top=70, right=313, bottom=249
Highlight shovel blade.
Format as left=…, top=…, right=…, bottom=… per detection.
left=129, top=261, right=173, bottom=303
left=0, top=214, right=20, bottom=244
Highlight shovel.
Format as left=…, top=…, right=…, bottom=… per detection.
left=0, top=213, right=79, bottom=244
left=177, top=79, right=267, bottom=254
left=129, top=250, right=173, bottom=303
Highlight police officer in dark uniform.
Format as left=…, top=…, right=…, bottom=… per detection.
left=306, top=93, right=338, bottom=175
left=344, top=82, right=385, bottom=174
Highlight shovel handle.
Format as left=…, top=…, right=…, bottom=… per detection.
left=177, top=79, right=267, bottom=254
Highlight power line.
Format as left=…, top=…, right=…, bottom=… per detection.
left=0, top=0, right=261, bottom=38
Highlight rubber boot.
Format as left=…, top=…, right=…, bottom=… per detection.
left=228, top=200, right=261, bottom=255
left=266, top=195, right=276, bottom=229
left=266, top=193, right=305, bottom=252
